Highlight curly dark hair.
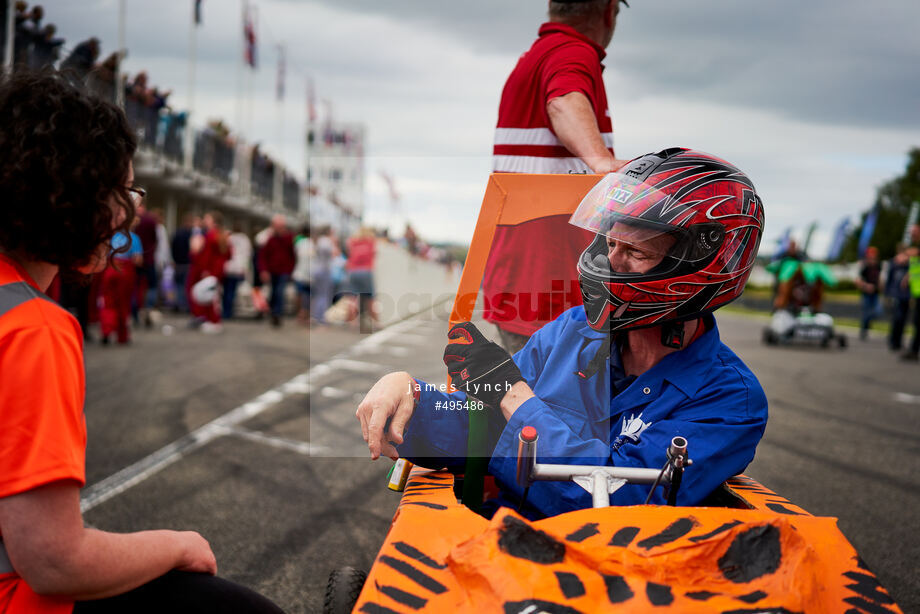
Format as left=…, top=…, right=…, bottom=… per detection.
left=0, top=69, right=137, bottom=270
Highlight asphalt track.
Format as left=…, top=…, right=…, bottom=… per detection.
left=81, top=308, right=919, bottom=613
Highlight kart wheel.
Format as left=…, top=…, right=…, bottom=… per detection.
left=838, top=335, right=847, bottom=349
left=762, top=329, right=777, bottom=345
left=323, top=566, right=367, bottom=614
left=820, top=334, right=830, bottom=348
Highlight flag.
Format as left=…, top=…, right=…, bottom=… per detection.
left=857, top=206, right=879, bottom=259
left=307, top=77, right=316, bottom=123
left=244, top=4, right=257, bottom=68
left=379, top=171, right=400, bottom=208
left=802, top=221, right=818, bottom=256
left=276, top=44, right=285, bottom=101
left=826, top=217, right=850, bottom=262
left=194, top=0, right=202, bottom=25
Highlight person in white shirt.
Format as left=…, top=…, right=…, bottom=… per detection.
left=292, top=225, right=313, bottom=324
left=222, top=222, right=252, bottom=319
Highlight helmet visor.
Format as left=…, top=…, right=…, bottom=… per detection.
left=570, top=172, right=724, bottom=280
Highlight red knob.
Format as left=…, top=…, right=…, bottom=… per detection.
left=521, top=426, right=538, bottom=442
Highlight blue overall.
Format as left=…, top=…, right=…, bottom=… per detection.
left=397, top=307, right=768, bottom=518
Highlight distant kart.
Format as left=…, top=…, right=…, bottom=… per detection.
left=763, top=308, right=848, bottom=348
left=762, top=254, right=847, bottom=348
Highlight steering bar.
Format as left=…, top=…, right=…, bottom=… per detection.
left=515, top=427, right=692, bottom=508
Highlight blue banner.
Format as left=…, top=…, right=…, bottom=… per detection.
left=857, top=207, right=879, bottom=259
left=826, top=217, right=850, bottom=261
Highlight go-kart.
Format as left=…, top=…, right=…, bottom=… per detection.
left=326, top=173, right=898, bottom=614
left=762, top=308, right=848, bottom=348
left=762, top=257, right=847, bottom=348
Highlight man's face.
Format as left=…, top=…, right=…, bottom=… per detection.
left=605, top=222, right=675, bottom=274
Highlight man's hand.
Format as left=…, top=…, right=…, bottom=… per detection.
left=591, top=157, right=631, bottom=174
left=356, top=371, right=417, bottom=460
left=546, top=91, right=629, bottom=174
left=172, top=531, right=218, bottom=575
left=443, top=322, right=524, bottom=409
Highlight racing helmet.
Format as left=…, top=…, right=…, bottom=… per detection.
left=571, top=147, right=764, bottom=332
left=191, top=275, right=219, bottom=306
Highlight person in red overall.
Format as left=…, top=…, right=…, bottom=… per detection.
left=0, top=71, right=283, bottom=613
left=187, top=211, right=231, bottom=332
left=98, top=227, right=142, bottom=344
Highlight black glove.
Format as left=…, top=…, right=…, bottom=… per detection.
left=443, top=322, right=524, bottom=408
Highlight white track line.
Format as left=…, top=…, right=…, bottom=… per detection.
left=221, top=426, right=322, bottom=456
left=320, top=386, right=350, bottom=399
left=894, top=392, right=920, bottom=405
left=327, top=358, right=389, bottom=373
left=81, top=385, right=296, bottom=513
left=81, top=310, right=436, bottom=513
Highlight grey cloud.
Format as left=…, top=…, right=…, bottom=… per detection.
left=291, top=0, right=920, bottom=130
left=42, top=0, right=920, bottom=131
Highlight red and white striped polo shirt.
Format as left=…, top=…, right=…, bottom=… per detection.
left=492, top=22, right=614, bottom=173
left=482, top=23, right=614, bottom=337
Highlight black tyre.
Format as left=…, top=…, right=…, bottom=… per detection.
left=838, top=334, right=847, bottom=349
left=323, top=567, right=367, bottom=614
left=762, top=329, right=777, bottom=345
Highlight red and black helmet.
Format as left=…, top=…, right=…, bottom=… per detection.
left=571, top=147, right=764, bottom=332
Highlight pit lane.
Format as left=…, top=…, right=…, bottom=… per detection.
left=81, top=309, right=919, bottom=612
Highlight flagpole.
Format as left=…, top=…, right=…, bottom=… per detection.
left=235, top=0, right=245, bottom=142
left=276, top=44, right=285, bottom=180
left=184, top=0, right=198, bottom=172
left=306, top=77, right=314, bottom=189
left=246, top=5, right=256, bottom=145
left=3, top=0, right=15, bottom=73
left=115, top=0, right=126, bottom=109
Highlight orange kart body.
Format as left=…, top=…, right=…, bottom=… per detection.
left=354, top=469, right=900, bottom=613
left=353, top=174, right=901, bottom=614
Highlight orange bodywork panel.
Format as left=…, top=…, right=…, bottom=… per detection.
left=448, top=172, right=601, bottom=328
left=356, top=469, right=901, bottom=614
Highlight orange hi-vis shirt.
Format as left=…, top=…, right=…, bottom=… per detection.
left=0, top=254, right=86, bottom=614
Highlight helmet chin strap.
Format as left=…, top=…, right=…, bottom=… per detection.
left=660, top=320, right=685, bottom=349
left=576, top=319, right=685, bottom=380
left=575, top=330, right=612, bottom=380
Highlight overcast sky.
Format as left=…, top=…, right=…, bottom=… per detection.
left=39, top=0, right=920, bottom=253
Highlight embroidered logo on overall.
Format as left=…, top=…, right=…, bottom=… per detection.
left=612, top=412, right=652, bottom=452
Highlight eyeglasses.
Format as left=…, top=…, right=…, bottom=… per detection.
left=127, top=186, right=146, bottom=206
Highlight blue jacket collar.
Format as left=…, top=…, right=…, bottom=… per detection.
left=646, top=315, right=720, bottom=399
left=572, top=313, right=720, bottom=405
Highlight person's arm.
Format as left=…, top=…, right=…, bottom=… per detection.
left=356, top=372, right=471, bottom=469
left=546, top=92, right=628, bottom=174
left=357, top=314, right=571, bottom=466
left=0, top=481, right=215, bottom=601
